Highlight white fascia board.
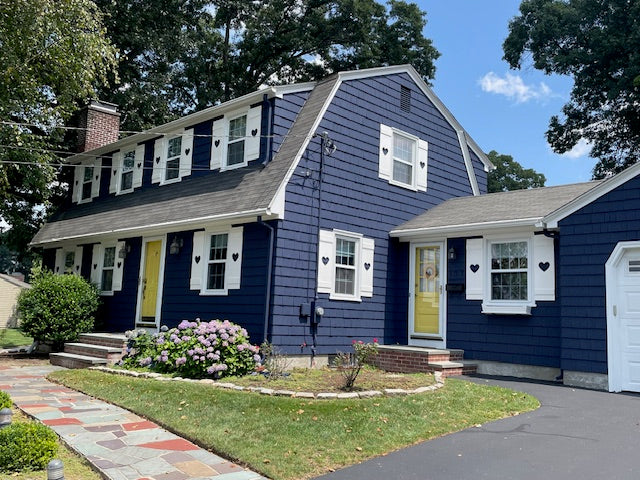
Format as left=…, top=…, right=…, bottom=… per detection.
left=29, top=208, right=277, bottom=247
left=390, top=217, right=543, bottom=241
left=543, top=167, right=640, bottom=228
left=65, top=88, right=278, bottom=164
left=274, top=83, right=316, bottom=97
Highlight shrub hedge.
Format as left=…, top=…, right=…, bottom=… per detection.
left=0, top=391, right=11, bottom=409
left=0, top=422, right=58, bottom=472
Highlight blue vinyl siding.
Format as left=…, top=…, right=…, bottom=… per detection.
left=558, top=174, right=640, bottom=374
left=469, top=149, right=488, bottom=194
left=141, top=138, right=155, bottom=186
left=446, top=238, right=561, bottom=368
left=190, top=121, right=213, bottom=178
left=98, top=156, right=112, bottom=199
left=271, top=92, right=310, bottom=159
left=270, top=73, right=479, bottom=354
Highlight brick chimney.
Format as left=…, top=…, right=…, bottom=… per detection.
left=76, top=100, right=120, bottom=152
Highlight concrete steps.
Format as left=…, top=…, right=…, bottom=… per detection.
left=50, top=333, right=127, bottom=369
left=371, top=345, right=477, bottom=377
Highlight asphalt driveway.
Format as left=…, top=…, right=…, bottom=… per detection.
left=315, top=376, right=640, bottom=480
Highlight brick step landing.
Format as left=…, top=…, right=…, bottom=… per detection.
left=372, top=345, right=477, bottom=377
left=50, top=333, right=127, bottom=369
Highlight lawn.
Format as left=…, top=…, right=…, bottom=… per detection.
left=0, top=329, right=32, bottom=349
left=50, top=369, right=539, bottom=480
left=0, top=410, right=102, bottom=480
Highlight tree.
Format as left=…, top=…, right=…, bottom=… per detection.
left=487, top=150, right=546, bottom=193
left=503, top=0, right=640, bottom=179
left=95, top=0, right=440, bottom=131
left=0, top=0, right=117, bottom=272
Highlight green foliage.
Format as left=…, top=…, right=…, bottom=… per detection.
left=0, top=391, right=11, bottom=409
left=0, top=422, right=58, bottom=472
left=17, top=271, right=100, bottom=349
left=487, top=150, right=547, bottom=193
left=503, top=0, right=640, bottom=178
left=259, top=341, right=292, bottom=379
left=120, top=319, right=261, bottom=378
left=333, top=339, right=379, bottom=390
left=95, top=0, right=440, bottom=131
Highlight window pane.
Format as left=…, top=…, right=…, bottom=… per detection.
left=207, top=263, right=226, bottom=290
left=166, top=157, right=179, bottom=180
left=102, top=269, right=113, bottom=292
left=229, top=116, right=247, bottom=141
left=335, top=267, right=355, bottom=295
left=121, top=170, right=133, bottom=190
left=168, top=137, right=182, bottom=158
left=490, top=272, right=528, bottom=300
left=393, top=160, right=413, bottom=184
left=491, top=241, right=527, bottom=271
left=103, top=247, right=116, bottom=268
left=123, top=151, right=135, bottom=171
left=336, top=238, right=355, bottom=266
left=393, top=134, right=413, bottom=162
left=64, top=251, right=75, bottom=273
left=209, top=234, right=228, bottom=261
left=83, top=166, right=94, bottom=182
left=227, top=141, right=245, bottom=166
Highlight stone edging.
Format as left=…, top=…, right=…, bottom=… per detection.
left=90, top=366, right=445, bottom=399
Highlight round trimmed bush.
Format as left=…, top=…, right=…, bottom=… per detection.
left=0, top=391, right=11, bottom=409
left=17, top=271, right=100, bottom=350
left=0, top=422, right=58, bottom=472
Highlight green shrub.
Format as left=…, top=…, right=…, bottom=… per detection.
left=17, top=270, right=100, bottom=350
left=0, top=422, right=58, bottom=472
left=0, top=391, right=11, bottom=409
left=120, top=319, right=261, bottom=378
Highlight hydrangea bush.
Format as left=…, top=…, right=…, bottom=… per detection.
left=120, top=319, right=261, bottom=378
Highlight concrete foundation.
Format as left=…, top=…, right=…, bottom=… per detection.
left=563, top=370, right=609, bottom=391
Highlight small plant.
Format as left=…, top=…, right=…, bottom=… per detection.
left=17, top=270, right=100, bottom=350
left=260, top=341, right=292, bottom=380
left=120, top=319, right=261, bottom=379
left=333, top=338, right=379, bottom=391
left=0, top=391, right=11, bottom=409
left=0, top=422, right=58, bottom=472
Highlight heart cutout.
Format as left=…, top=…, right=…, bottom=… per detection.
left=194, top=255, right=200, bottom=264
left=232, top=252, right=239, bottom=262
left=93, top=263, right=97, bottom=270
left=155, top=156, right=160, bottom=164
left=214, top=139, right=220, bottom=147
left=185, top=148, right=190, bottom=155
left=420, top=161, right=426, bottom=169
left=55, top=266, right=59, bottom=272
left=251, top=128, right=258, bottom=137
left=470, top=264, right=479, bottom=273
left=113, top=169, right=117, bottom=176
left=322, top=256, right=329, bottom=265
left=75, top=180, right=78, bottom=185
left=117, top=261, right=122, bottom=268
left=364, top=262, right=371, bottom=270
left=137, top=163, right=141, bottom=169
left=539, top=261, right=550, bottom=272
left=75, top=265, right=80, bottom=271
left=382, top=147, right=388, bottom=155
left=95, top=175, right=99, bottom=180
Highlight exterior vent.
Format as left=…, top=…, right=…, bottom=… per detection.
left=629, top=260, right=640, bottom=272
left=400, top=85, right=411, bottom=113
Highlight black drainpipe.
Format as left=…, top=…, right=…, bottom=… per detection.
left=258, top=215, right=275, bottom=343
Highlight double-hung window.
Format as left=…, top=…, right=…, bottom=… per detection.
left=101, top=246, right=116, bottom=293
left=227, top=115, right=247, bottom=167
left=166, top=136, right=182, bottom=181
left=335, top=236, right=357, bottom=296
left=64, top=251, right=75, bottom=274
left=392, top=133, right=415, bottom=186
left=378, top=124, right=428, bottom=191
left=81, top=166, right=94, bottom=201
left=490, top=241, right=528, bottom=301
left=120, top=150, right=135, bottom=191
left=206, top=233, right=228, bottom=291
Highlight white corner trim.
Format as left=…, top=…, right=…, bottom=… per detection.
left=457, top=130, right=480, bottom=196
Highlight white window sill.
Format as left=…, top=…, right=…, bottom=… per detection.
left=116, top=189, right=134, bottom=196
left=100, top=291, right=115, bottom=297
left=329, top=293, right=362, bottom=303
left=199, top=289, right=229, bottom=296
left=388, top=179, right=418, bottom=191
left=481, top=302, right=534, bottom=315
left=78, top=198, right=93, bottom=204
left=221, top=162, right=248, bottom=172
left=160, top=177, right=182, bottom=186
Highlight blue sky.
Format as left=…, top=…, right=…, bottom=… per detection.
left=417, top=0, right=594, bottom=186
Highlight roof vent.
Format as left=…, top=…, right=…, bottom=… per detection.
left=400, top=85, right=411, bottom=113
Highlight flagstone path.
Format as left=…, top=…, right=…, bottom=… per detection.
left=0, top=365, right=266, bottom=480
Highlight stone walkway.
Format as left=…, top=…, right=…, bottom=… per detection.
left=0, top=365, right=266, bottom=480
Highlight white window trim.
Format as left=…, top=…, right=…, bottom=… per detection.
left=211, top=105, right=261, bottom=171
left=223, top=112, right=248, bottom=171
left=201, top=230, right=230, bottom=296
left=389, top=129, right=418, bottom=191
left=77, top=161, right=101, bottom=204
left=98, top=243, right=117, bottom=296
left=191, top=226, right=243, bottom=296
left=378, top=124, right=428, bottom=192
left=331, top=231, right=363, bottom=302
left=117, top=149, right=136, bottom=194
left=161, top=134, right=183, bottom=185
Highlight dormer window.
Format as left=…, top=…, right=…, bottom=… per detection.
left=227, top=115, right=247, bottom=167
left=110, top=145, right=144, bottom=195
left=81, top=166, right=94, bottom=200
left=151, top=129, right=193, bottom=185
left=120, top=150, right=135, bottom=191
left=166, top=136, right=182, bottom=181
left=210, top=105, right=262, bottom=171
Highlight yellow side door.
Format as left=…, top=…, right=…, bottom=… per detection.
left=141, top=240, right=162, bottom=322
left=414, top=245, right=441, bottom=337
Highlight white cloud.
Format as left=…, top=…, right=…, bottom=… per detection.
left=561, top=138, right=592, bottom=159
left=479, top=72, right=553, bottom=103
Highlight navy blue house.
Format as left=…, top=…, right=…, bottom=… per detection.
left=33, top=65, right=640, bottom=392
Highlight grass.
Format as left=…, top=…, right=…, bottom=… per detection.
left=0, top=410, right=102, bottom=480
left=0, top=329, right=32, bottom=349
left=50, top=369, right=539, bottom=480
left=226, top=367, right=436, bottom=393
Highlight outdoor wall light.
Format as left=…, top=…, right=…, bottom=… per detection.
left=169, top=236, right=184, bottom=255
left=118, top=243, right=131, bottom=259
left=448, top=247, right=457, bottom=261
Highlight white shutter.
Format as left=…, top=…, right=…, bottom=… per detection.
left=379, top=124, right=393, bottom=180
left=416, top=139, right=429, bottom=192
left=112, top=241, right=125, bottom=292
left=190, top=231, right=205, bottom=290
left=132, top=144, right=144, bottom=189
left=152, top=137, right=166, bottom=184
left=466, top=238, right=483, bottom=300
left=245, top=105, right=262, bottom=161
left=180, top=129, right=194, bottom=178
left=210, top=119, right=225, bottom=170
left=90, top=244, right=101, bottom=286
left=360, top=237, right=375, bottom=298
left=317, top=230, right=335, bottom=294
left=72, top=163, right=83, bottom=203
left=91, top=158, right=102, bottom=198
left=73, top=246, right=83, bottom=275
left=533, top=235, right=555, bottom=301
left=54, top=249, right=64, bottom=275
left=110, top=151, right=122, bottom=194
left=226, top=227, right=243, bottom=290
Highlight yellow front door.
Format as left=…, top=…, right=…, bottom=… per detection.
left=414, top=245, right=441, bottom=337
left=141, top=240, right=162, bottom=322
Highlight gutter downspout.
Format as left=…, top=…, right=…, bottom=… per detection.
left=258, top=216, right=275, bottom=343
